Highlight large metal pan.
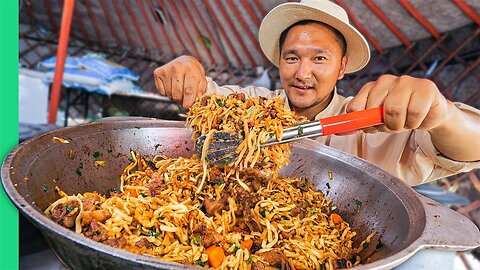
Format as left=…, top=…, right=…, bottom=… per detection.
left=2, top=119, right=479, bottom=269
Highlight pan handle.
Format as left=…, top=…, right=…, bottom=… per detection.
left=416, top=194, right=480, bottom=250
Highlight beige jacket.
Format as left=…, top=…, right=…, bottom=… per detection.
left=205, top=77, right=480, bottom=186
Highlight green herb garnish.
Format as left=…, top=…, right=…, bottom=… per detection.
left=233, top=245, right=239, bottom=253
left=259, top=210, right=266, bottom=218
left=65, top=205, right=73, bottom=212
left=192, top=235, right=202, bottom=245
left=217, top=180, right=223, bottom=185
left=363, top=242, right=369, bottom=249
left=215, top=99, right=225, bottom=107
left=42, top=184, right=49, bottom=192
left=298, top=125, right=304, bottom=135
left=157, top=216, right=165, bottom=220
left=247, top=106, right=256, bottom=115
left=307, top=208, right=317, bottom=214
left=248, top=257, right=253, bottom=264
left=146, top=231, right=154, bottom=236
left=93, top=151, right=100, bottom=158
left=195, top=260, right=206, bottom=267
left=355, top=199, right=362, bottom=206
left=134, top=126, right=141, bottom=129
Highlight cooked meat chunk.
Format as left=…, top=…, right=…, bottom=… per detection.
left=135, top=238, right=153, bottom=249
left=240, top=168, right=268, bottom=191
left=244, top=209, right=262, bottom=233
left=203, top=195, right=228, bottom=216
left=250, top=239, right=262, bottom=254
left=228, top=92, right=246, bottom=101
left=208, top=167, right=224, bottom=185
left=289, top=206, right=306, bottom=219
left=103, top=236, right=127, bottom=248
left=84, top=219, right=109, bottom=242
left=50, top=201, right=80, bottom=229
left=336, top=258, right=347, bottom=268
left=292, top=176, right=314, bottom=192
left=258, top=249, right=291, bottom=270
left=193, top=225, right=223, bottom=248
left=251, top=261, right=266, bottom=270
left=145, top=176, right=164, bottom=197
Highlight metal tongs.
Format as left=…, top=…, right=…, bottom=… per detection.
left=195, top=106, right=384, bottom=166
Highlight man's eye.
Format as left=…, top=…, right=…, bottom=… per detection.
left=286, top=57, right=298, bottom=62
left=314, top=56, right=327, bottom=61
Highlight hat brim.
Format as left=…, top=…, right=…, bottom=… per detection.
left=259, top=3, right=370, bottom=74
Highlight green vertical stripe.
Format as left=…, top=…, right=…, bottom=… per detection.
left=0, top=0, right=19, bottom=269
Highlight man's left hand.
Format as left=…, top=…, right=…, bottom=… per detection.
left=346, top=75, right=450, bottom=134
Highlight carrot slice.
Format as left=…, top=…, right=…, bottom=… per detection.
left=330, top=213, right=343, bottom=224
left=126, top=189, right=138, bottom=197
left=241, top=239, right=253, bottom=250
left=206, top=245, right=225, bottom=268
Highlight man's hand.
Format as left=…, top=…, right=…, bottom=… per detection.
left=154, top=55, right=207, bottom=109
left=346, top=75, right=449, bottom=133
left=347, top=74, right=480, bottom=162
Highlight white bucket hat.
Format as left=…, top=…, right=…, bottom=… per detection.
left=259, top=0, right=371, bottom=73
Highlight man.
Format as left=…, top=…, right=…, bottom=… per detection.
left=153, top=0, right=479, bottom=186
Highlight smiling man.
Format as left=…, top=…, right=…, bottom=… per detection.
left=153, top=0, right=480, bottom=185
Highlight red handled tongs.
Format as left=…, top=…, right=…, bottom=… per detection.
left=195, top=107, right=384, bottom=166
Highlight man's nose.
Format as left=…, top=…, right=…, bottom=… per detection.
left=295, top=60, right=313, bottom=82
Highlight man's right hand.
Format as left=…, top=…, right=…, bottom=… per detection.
left=154, top=55, right=207, bottom=109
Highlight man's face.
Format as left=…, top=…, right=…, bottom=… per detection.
left=279, top=23, right=347, bottom=117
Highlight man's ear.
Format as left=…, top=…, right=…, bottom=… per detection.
left=337, top=55, right=348, bottom=80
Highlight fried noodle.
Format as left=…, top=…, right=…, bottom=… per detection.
left=45, top=94, right=370, bottom=269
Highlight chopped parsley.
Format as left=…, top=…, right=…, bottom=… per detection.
left=192, top=235, right=202, bottom=245
left=248, top=257, right=253, bottom=264
left=307, top=208, right=317, bottom=214
left=134, top=126, right=141, bottom=129
left=363, top=242, right=369, bottom=249
left=92, top=151, right=100, bottom=158
left=195, top=260, right=206, bottom=267
left=215, top=99, right=225, bottom=107
left=282, top=215, right=290, bottom=220
left=92, top=231, right=101, bottom=236
left=177, top=175, right=181, bottom=181
left=355, top=199, right=363, bottom=206
left=146, top=231, right=154, bottom=236
left=247, top=106, right=256, bottom=115
left=259, top=210, right=266, bottom=218
left=269, top=132, right=275, bottom=138
left=128, top=156, right=134, bottom=163
left=157, top=216, right=165, bottom=220
left=233, top=245, right=239, bottom=253
left=298, top=125, right=304, bottom=136
left=110, top=188, right=120, bottom=193
left=65, top=205, right=74, bottom=212
left=140, top=193, right=147, bottom=198
left=42, top=184, right=49, bottom=192
left=217, top=180, right=223, bottom=185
